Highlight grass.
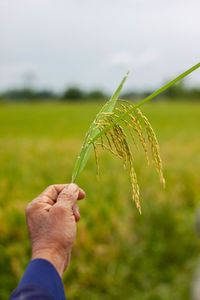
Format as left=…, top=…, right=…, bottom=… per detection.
left=0, top=100, right=200, bottom=299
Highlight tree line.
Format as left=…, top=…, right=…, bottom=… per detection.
left=0, top=82, right=200, bottom=102
left=0, top=87, right=106, bottom=101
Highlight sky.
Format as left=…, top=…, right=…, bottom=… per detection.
left=0, top=0, right=200, bottom=93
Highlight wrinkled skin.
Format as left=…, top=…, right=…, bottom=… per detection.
left=26, top=183, right=85, bottom=277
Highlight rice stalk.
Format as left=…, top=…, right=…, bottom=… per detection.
left=136, top=108, right=165, bottom=187
left=93, top=143, right=99, bottom=180
left=93, top=115, right=140, bottom=210
left=72, top=62, right=200, bottom=212
left=119, top=103, right=149, bottom=164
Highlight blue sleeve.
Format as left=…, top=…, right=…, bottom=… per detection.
left=9, top=258, right=67, bottom=300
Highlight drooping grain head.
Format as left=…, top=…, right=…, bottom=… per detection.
left=93, top=103, right=165, bottom=213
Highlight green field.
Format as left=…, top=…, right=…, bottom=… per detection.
left=0, top=101, right=200, bottom=299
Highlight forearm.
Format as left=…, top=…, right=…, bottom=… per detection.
left=10, top=259, right=67, bottom=300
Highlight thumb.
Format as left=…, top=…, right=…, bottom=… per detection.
left=56, top=183, right=79, bottom=208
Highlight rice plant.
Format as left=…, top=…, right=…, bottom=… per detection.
left=72, top=63, right=200, bottom=212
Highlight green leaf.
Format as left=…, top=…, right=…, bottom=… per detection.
left=71, top=71, right=130, bottom=182
left=72, top=63, right=200, bottom=182
left=88, top=62, right=200, bottom=145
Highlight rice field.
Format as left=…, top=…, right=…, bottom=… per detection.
left=0, top=100, right=200, bottom=299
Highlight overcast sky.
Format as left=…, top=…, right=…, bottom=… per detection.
left=0, top=0, right=199, bottom=93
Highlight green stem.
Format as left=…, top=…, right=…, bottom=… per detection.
left=88, top=62, right=200, bottom=146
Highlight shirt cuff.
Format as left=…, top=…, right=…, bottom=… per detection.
left=18, top=258, right=66, bottom=300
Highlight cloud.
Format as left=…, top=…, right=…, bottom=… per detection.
left=106, top=49, right=161, bottom=68
left=107, top=52, right=134, bottom=66
left=138, top=49, right=161, bottom=67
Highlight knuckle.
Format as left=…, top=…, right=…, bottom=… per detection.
left=25, top=203, right=33, bottom=215
left=45, top=184, right=54, bottom=193
left=45, top=184, right=55, bottom=192
left=61, top=192, right=74, bottom=202
left=66, top=193, right=75, bottom=201
left=48, top=184, right=55, bottom=190
left=70, top=183, right=78, bottom=189
left=25, top=201, right=40, bottom=216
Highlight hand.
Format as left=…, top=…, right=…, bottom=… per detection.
left=25, top=183, right=85, bottom=277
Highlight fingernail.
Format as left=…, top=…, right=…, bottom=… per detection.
left=77, top=209, right=80, bottom=219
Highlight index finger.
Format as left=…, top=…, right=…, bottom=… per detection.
left=56, top=183, right=86, bottom=208
left=38, top=184, right=85, bottom=203
left=41, top=184, right=68, bottom=202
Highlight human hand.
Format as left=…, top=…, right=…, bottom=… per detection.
left=25, top=183, right=85, bottom=277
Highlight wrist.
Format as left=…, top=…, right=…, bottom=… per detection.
left=31, top=248, right=67, bottom=277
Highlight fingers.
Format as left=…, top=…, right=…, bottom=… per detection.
left=72, top=203, right=80, bottom=222
left=56, top=183, right=82, bottom=208
left=78, top=188, right=86, bottom=200
left=40, top=184, right=68, bottom=202
left=36, top=184, right=85, bottom=203
left=30, top=184, right=85, bottom=215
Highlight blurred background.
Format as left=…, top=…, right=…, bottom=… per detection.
left=0, top=0, right=200, bottom=299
